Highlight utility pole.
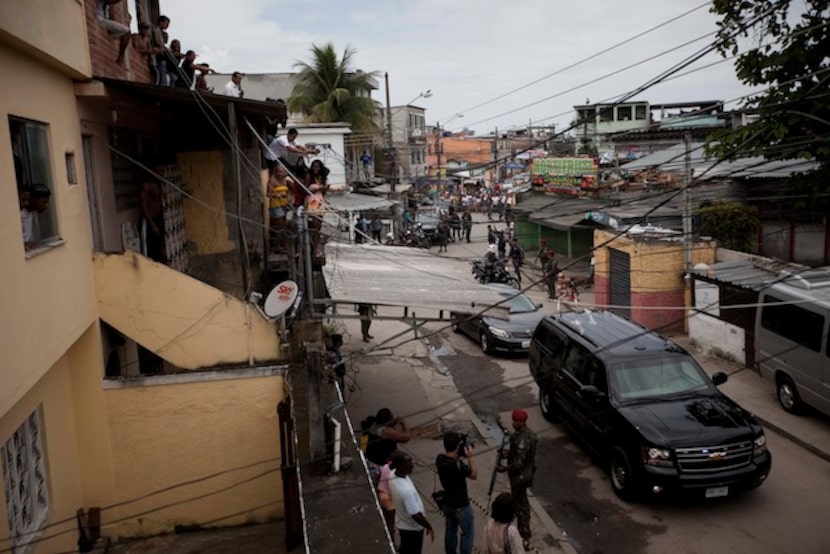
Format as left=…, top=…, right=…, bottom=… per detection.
left=384, top=72, right=396, bottom=192
left=683, top=132, right=693, bottom=271
left=493, top=126, right=499, bottom=184
left=435, top=121, right=442, bottom=179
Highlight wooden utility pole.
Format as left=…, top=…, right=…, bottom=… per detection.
left=228, top=102, right=251, bottom=298
left=385, top=72, right=396, bottom=192
left=683, top=132, right=693, bottom=271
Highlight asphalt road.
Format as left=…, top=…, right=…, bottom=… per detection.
left=436, top=329, right=830, bottom=554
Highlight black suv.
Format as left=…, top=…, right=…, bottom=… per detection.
left=529, top=311, right=771, bottom=501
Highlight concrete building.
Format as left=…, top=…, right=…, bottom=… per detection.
left=382, top=104, right=428, bottom=181
left=573, top=100, right=725, bottom=159
left=1, top=2, right=291, bottom=552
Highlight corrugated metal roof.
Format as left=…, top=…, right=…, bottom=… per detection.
left=321, top=242, right=510, bottom=315
left=690, top=260, right=777, bottom=291
left=622, top=144, right=819, bottom=179
left=324, top=193, right=397, bottom=212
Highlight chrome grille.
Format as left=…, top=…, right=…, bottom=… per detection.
left=512, top=329, right=534, bottom=339
left=675, top=440, right=753, bottom=473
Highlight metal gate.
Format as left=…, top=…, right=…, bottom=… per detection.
left=609, top=248, right=631, bottom=319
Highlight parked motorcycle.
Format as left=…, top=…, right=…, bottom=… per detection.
left=471, top=258, right=519, bottom=288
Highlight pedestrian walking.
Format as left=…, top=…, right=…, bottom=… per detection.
left=358, top=303, right=374, bottom=342
left=509, top=239, right=525, bottom=286
left=388, top=453, right=435, bottom=554
left=497, top=409, right=537, bottom=551
left=462, top=211, right=472, bottom=243
left=370, top=214, right=383, bottom=242
left=436, top=432, right=477, bottom=554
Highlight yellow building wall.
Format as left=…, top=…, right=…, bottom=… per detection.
left=100, top=373, right=285, bottom=538
left=0, top=0, right=90, bottom=79
left=178, top=151, right=236, bottom=255
left=93, top=251, right=281, bottom=369
left=0, top=333, right=95, bottom=554
left=0, top=44, right=97, bottom=416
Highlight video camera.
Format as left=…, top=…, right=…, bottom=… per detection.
left=457, top=433, right=474, bottom=454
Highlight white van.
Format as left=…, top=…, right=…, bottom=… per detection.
left=755, top=268, right=830, bottom=416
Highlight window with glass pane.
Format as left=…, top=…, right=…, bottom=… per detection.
left=599, top=106, right=613, bottom=122
left=2, top=408, right=50, bottom=553
left=635, top=105, right=648, bottom=120
left=616, top=106, right=632, bottom=121
left=9, top=117, right=59, bottom=250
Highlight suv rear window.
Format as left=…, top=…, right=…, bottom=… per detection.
left=535, top=323, right=566, bottom=355
left=611, top=355, right=711, bottom=401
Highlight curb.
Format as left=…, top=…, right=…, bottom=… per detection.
left=753, top=414, right=830, bottom=464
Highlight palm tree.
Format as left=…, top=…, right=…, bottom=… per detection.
left=289, top=43, right=381, bottom=132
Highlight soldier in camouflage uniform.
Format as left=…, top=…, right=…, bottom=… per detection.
left=498, top=409, right=537, bottom=550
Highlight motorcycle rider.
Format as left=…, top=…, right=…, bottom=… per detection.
left=483, top=245, right=498, bottom=283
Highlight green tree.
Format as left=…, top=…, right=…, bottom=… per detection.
left=699, top=201, right=760, bottom=252
left=289, top=43, right=381, bottom=132
left=707, top=1, right=830, bottom=189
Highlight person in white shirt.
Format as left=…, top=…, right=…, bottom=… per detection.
left=388, top=453, right=434, bottom=553
left=223, top=71, right=244, bottom=98
left=271, top=128, right=317, bottom=172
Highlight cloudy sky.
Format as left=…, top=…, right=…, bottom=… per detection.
left=161, top=0, right=755, bottom=135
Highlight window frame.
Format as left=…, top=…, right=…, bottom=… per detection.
left=761, top=294, right=825, bottom=352
left=9, top=116, right=61, bottom=253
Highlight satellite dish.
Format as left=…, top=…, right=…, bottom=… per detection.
left=264, top=280, right=299, bottom=318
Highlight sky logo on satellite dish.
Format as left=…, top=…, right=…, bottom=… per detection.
left=264, top=280, right=299, bottom=318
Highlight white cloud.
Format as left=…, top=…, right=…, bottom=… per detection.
left=160, top=0, right=750, bottom=135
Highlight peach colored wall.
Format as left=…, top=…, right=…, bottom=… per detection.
left=0, top=44, right=98, bottom=416
left=0, top=0, right=90, bottom=78
left=100, top=372, right=285, bottom=538
left=0, top=333, right=94, bottom=554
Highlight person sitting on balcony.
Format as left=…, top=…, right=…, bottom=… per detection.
left=176, top=50, right=215, bottom=89
left=194, top=66, right=214, bottom=93
left=165, top=39, right=186, bottom=87
left=131, top=23, right=156, bottom=77
left=223, top=72, right=244, bottom=98
left=95, top=0, right=131, bottom=67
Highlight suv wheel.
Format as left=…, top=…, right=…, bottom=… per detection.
left=610, top=448, right=638, bottom=501
left=479, top=332, right=492, bottom=354
left=777, top=375, right=804, bottom=414
left=451, top=316, right=461, bottom=334
left=539, top=387, right=560, bottom=423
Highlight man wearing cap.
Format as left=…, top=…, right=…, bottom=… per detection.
left=498, top=409, right=537, bottom=550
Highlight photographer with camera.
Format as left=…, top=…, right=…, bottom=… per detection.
left=436, top=432, right=477, bottom=554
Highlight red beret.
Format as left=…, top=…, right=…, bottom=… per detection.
left=512, top=409, right=528, bottom=422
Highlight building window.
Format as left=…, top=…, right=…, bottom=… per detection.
left=599, top=106, right=613, bottom=122
left=635, top=105, right=648, bottom=120
left=577, top=108, right=595, bottom=123
left=2, top=408, right=50, bottom=553
left=9, top=117, right=60, bottom=251
left=616, top=106, right=632, bottom=121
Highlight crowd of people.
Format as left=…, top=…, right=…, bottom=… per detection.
left=96, top=2, right=245, bottom=95
left=360, top=407, right=538, bottom=553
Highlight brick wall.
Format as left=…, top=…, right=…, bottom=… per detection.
left=630, top=290, right=685, bottom=334
left=85, top=0, right=151, bottom=83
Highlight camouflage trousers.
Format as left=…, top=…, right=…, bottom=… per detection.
left=510, top=482, right=531, bottom=540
